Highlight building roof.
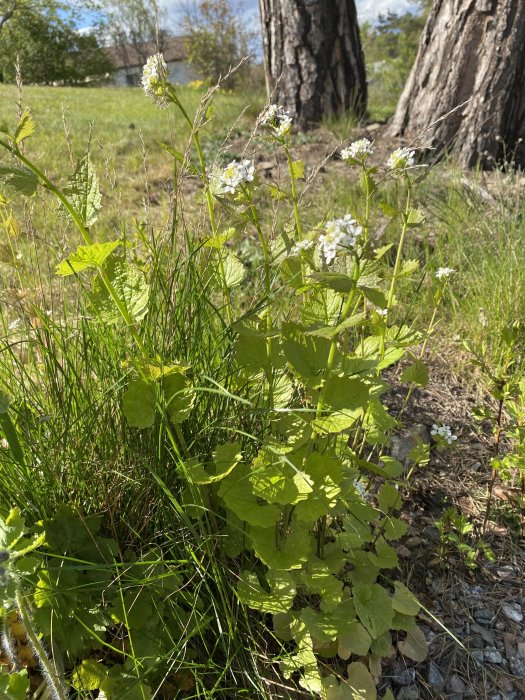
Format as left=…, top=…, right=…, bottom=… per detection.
left=106, top=36, right=187, bottom=70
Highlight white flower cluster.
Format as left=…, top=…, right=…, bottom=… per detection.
left=435, top=267, right=456, bottom=279
left=291, top=239, right=314, bottom=256
left=387, top=147, right=416, bottom=172
left=431, top=424, right=457, bottom=445
left=218, top=159, right=255, bottom=194
left=341, top=138, right=374, bottom=162
left=141, top=54, right=170, bottom=109
left=259, top=104, right=292, bottom=138
left=319, top=215, right=363, bottom=264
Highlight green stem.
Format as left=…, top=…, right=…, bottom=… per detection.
left=171, top=93, right=233, bottom=325
left=312, top=258, right=361, bottom=439
left=380, top=179, right=412, bottom=359
left=16, top=589, right=67, bottom=700
left=248, top=201, right=274, bottom=414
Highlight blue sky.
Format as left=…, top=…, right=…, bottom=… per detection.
left=77, top=0, right=419, bottom=29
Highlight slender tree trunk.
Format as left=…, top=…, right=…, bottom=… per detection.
left=259, top=0, right=367, bottom=129
left=387, top=0, right=525, bottom=168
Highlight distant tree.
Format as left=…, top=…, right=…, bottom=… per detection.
left=387, top=0, right=525, bottom=168
left=259, top=0, right=367, bottom=129
left=0, top=2, right=112, bottom=84
left=182, top=0, right=254, bottom=86
left=102, top=0, right=169, bottom=82
left=361, top=4, right=430, bottom=119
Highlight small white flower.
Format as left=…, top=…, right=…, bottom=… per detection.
left=431, top=423, right=457, bottom=445
left=341, top=138, right=374, bottom=162
left=319, top=214, right=362, bottom=264
left=436, top=267, right=456, bottom=279
left=387, top=147, right=416, bottom=172
left=0, top=438, right=9, bottom=449
left=259, top=104, right=292, bottom=138
left=291, top=239, right=314, bottom=256
left=141, top=53, right=170, bottom=109
left=218, top=159, right=255, bottom=194
left=376, top=308, right=388, bottom=317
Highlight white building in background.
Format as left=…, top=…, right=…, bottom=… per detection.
left=106, top=37, right=195, bottom=87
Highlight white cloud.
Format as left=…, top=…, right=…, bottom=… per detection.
left=165, top=0, right=419, bottom=28
left=357, top=0, right=419, bottom=22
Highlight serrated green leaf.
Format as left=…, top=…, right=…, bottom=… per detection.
left=378, top=483, right=402, bottom=512
left=400, top=360, right=429, bottom=387
left=360, top=286, right=388, bottom=308
left=306, top=312, right=367, bottom=339
left=398, top=625, right=428, bottom=662
left=0, top=669, right=30, bottom=700
left=238, top=570, right=296, bottom=614
left=122, top=379, right=156, bottom=429
left=0, top=164, right=38, bottom=196
left=399, top=259, right=419, bottom=277
left=337, top=621, right=372, bottom=658
left=380, top=201, right=399, bottom=218
left=346, top=661, right=377, bottom=700
left=163, top=372, right=194, bottom=423
left=310, top=272, right=354, bottom=293
left=204, top=227, right=235, bottom=248
left=280, top=634, right=322, bottom=695
left=0, top=508, right=25, bottom=549
left=14, top=109, right=36, bottom=144
left=63, top=154, right=102, bottom=227
left=218, top=465, right=281, bottom=527
left=353, top=583, right=393, bottom=638
left=370, top=630, right=393, bottom=656
left=406, top=208, right=425, bottom=227
left=223, top=252, right=246, bottom=287
left=267, top=182, right=289, bottom=200
left=91, top=259, right=149, bottom=324
left=392, top=582, right=420, bottom=616
left=56, top=241, right=121, bottom=276
left=249, top=448, right=313, bottom=506
left=301, top=607, right=338, bottom=643
left=368, top=538, right=399, bottom=569
left=72, top=659, right=108, bottom=691
left=250, top=518, right=311, bottom=570
left=187, top=442, right=242, bottom=484
left=291, top=160, right=305, bottom=179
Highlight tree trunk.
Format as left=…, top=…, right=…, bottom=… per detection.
left=259, top=0, right=367, bottom=129
left=387, top=0, right=525, bottom=168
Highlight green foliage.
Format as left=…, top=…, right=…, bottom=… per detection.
left=182, top=0, right=255, bottom=86
left=361, top=5, right=429, bottom=120
left=0, top=3, right=112, bottom=85
left=0, top=70, right=443, bottom=698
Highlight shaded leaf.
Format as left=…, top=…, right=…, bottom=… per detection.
left=63, top=154, right=102, bottom=227
left=56, top=241, right=121, bottom=276
left=91, top=259, right=149, bottom=324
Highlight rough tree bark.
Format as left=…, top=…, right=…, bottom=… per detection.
left=259, top=0, right=367, bottom=129
left=387, top=0, right=525, bottom=168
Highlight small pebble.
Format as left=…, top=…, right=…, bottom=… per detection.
left=446, top=673, right=466, bottom=694
left=427, top=661, right=445, bottom=692
left=391, top=665, right=416, bottom=687
left=405, top=536, right=423, bottom=549
left=502, top=603, right=523, bottom=623
left=509, top=654, right=525, bottom=677
left=396, top=685, right=419, bottom=700
left=484, top=648, right=504, bottom=664
left=396, top=545, right=412, bottom=559
left=470, top=634, right=484, bottom=649
left=470, top=649, right=484, bottom=663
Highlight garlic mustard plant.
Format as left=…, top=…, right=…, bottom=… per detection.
left=141, top=53, right=170, bottom=109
